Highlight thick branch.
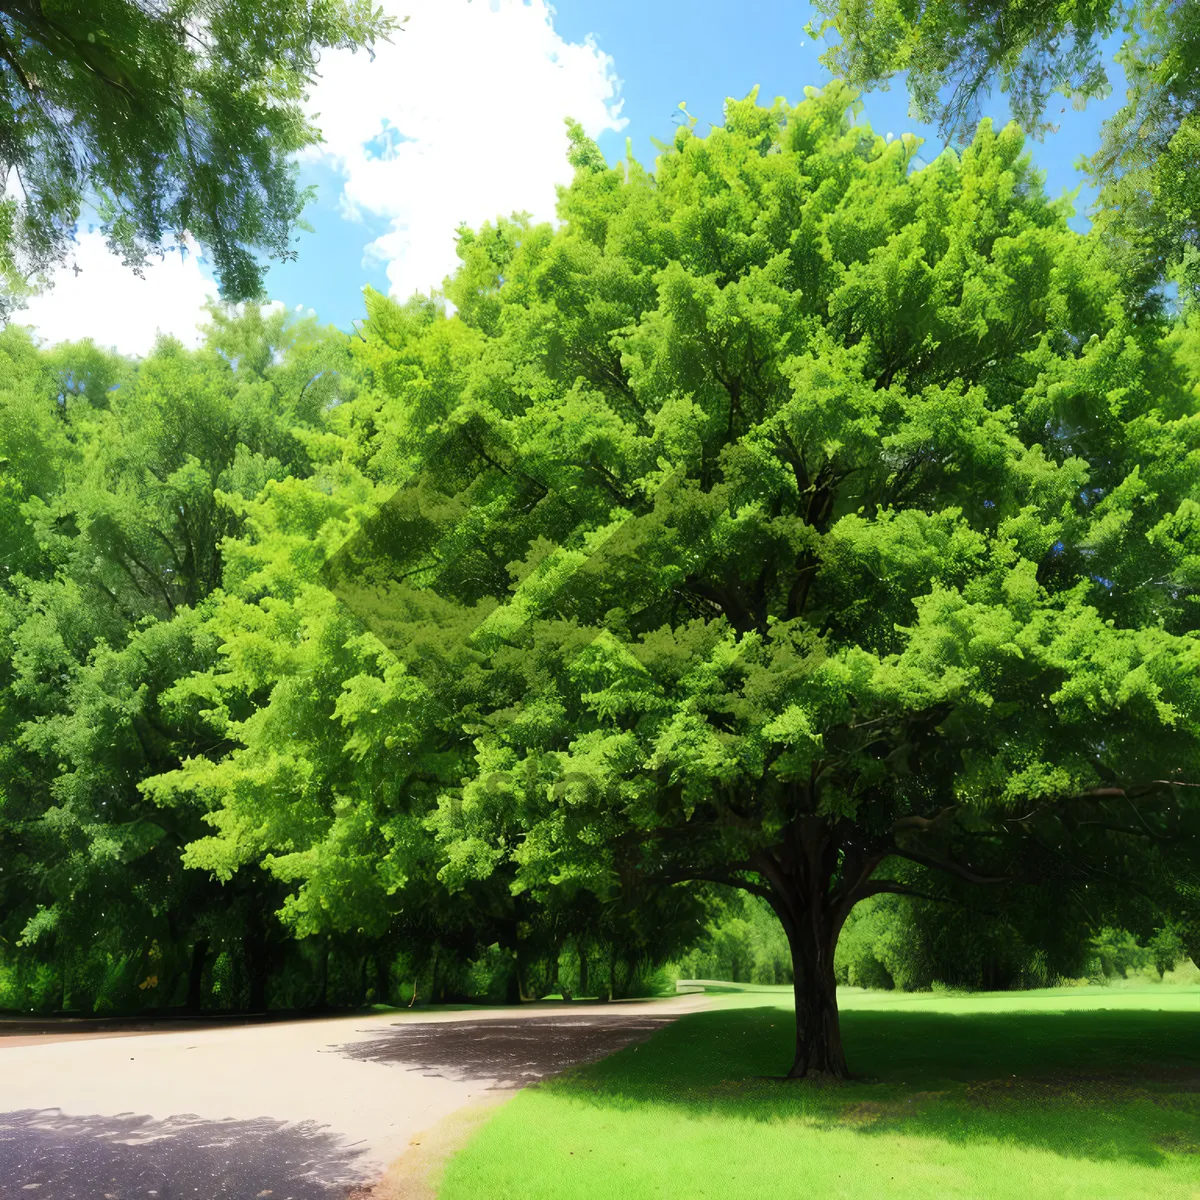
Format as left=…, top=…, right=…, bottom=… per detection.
left=857, top=879, right=1002, bottom=917
left=859, top=880, right=948, bottom=904
left=1075, top=782, right=1200, bottom=799
left=891, top=805, right=960, bottom=834
left=0, top=29, right=36, bottom=96
left=889, top=846, right=1010, bottom=886
left=667, top=870, right=775, bottom=901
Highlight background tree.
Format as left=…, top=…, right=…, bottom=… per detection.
left=0, top=305, right=355, bottom=1012
left=305, top=84, right=1200, bottom=1078
left=0, top=0, right=397, bottom=314
left=809, top=0, right=1200, bottom=307
left=140, top=286, right=708, bottom=1007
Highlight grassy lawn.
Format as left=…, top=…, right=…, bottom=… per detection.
left=438, top=986, right=1200, bottom=1200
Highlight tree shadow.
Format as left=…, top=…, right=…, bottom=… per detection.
left=0, top=1107, right=373, bottom=1198
left=336, top=1014, right=675, bottom=1086
left=541, top=1006, right=1200, bottom=1167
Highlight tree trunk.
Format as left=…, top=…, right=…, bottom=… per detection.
left=516, top=943, right=533, bottom=1003
left=373, top=952, right=391, bottom=1005
left=513, top=921, right=536, bottom=1002
left=247, top=928, right=269, bottom=1013
left=186, top=938, right=208, bottom=1011
left=755, top=816, right=857, bottom=1080
left=498, top=916, right=522, bottom=1005
left=315, top=938, right=330, bottom=1009
left=786, top=922, right=847, bottom=1079
left=504, top=951, right=521, bottom=1005
left=578, top=942, right=589, bottom=998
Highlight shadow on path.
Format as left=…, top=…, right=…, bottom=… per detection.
left=0, top=1108, right=372, bottom=1199
left=336, top=1014, right=675, bottom=1086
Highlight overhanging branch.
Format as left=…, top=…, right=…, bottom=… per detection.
left=889, top=846, right=1010, bottom=886
left=856, top=880, right=998, bottom=915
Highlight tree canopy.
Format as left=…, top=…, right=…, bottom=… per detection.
left=0, top=0, right=396, bottom=314
left=810, top=0, right=1200, bottom=307
left=175, top=83, right=1196, bottom=1077
left=1, top=87, right=1197, bottom=1077
left=0, top=302, right=693, bottom=1014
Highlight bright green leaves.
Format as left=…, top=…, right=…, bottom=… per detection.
left=0, top=306, right=362, bottom=977
left=13, top=84, right=1188, bottom=970
left=316, top=86, right=1199, bottom=916
left=761, top=704, right=825, bottom=782
left=569, top=630, right=669, bottom=726
left=564, top=118, right=609, bottom=174
left=813, top=0, right=1200, bottom=307
left=1148, top=498, right=1200, bottom=592
left=0, top=0, right=396, bottom=310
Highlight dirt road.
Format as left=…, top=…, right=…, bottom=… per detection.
left=0, top=997, right=710, bottom=1198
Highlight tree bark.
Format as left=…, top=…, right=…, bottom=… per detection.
left=755, top=816, right=854, bottom=1079
left=503, top=951, right=521, bottom=1004
left=785, top=920, right=847, bottom=1079
left=247, top=928, right=269, bottom=1013
left=516, top=936, right=534, bottom=1003
left=186, top=938, right=208, bottom=1011
left=315, top=938, right=330, bottom=1009
left=373, top=951, right=391, bottom=1005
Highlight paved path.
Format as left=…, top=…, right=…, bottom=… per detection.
left=0, top=997, right=710, bottom=1198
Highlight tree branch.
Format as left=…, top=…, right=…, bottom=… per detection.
left=857, top=879, right=1002, bottom=917
left=891, top=805, right=960, bottom=834
left=888, top=846, right=1010, bottom=886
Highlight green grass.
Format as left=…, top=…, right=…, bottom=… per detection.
left=438, top=986, right=1200, bottom=1200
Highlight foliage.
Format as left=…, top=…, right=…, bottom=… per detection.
left=832, top=898, right=1195, bottom=990
left=1088, top=920, right=1188, bottom=978
left=0, top=304, right=359, bottom=1013
left=836, top=891, right=1074, bottom=990
left=673, top=889, right=794, bottom=985
left=809, top=0, right=1200, bottom=307
left=3, top=85, right=1199, bottom=1068
left=0, top=0, right=397, bottom=311
left=835, top=893, right=919, bottom=989
left=290, top=82, right=1200, bottom=1076
left=0, top=298, right=698, bottom=1013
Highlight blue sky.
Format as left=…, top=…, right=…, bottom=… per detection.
left=14, top=0, right=1132, bottom=354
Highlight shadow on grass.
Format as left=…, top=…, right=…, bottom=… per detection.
left=541, top=1006, right=1200, bottom=1167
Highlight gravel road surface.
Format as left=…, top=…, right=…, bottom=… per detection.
left=0, top=998, right=707, bottom=1198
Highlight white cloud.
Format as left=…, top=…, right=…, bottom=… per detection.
left=11, top=231, right=218, bottom=357
left=8, top=1, right=623, bottom=347
left=302, top=0, right=626, bottom=301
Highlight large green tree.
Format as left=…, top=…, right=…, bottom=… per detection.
left=0, top=0, right=396, bottom=313
left=278, top=85, right=1199, bottom=1077
left=810, top=0, right=1200, bottom=307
